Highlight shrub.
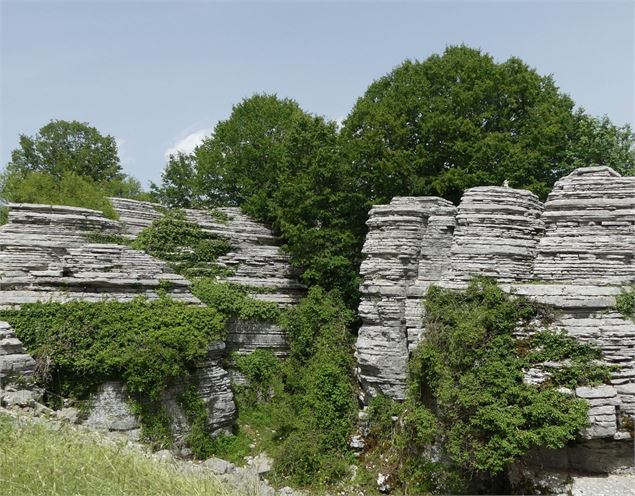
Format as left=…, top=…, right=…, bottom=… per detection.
left=0, top=171, right=118, bottom=219
left=616, top=286, right=635, bottom=320
left=192, top=279, right=281, bottom=322
left=132, top=210, right=231, bottom=277
left=411, top=279, right=607, bottom=476
left=0, top=298, right=226, bottom=400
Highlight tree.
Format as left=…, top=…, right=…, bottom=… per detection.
left=6, top=120, right=123, bottom=183
left=150, top=152, right=198, bottom=208
left=194, top=94, right=308, bottom=218
left=341, top=45, right=634, bottom=204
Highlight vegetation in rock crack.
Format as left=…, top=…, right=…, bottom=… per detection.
left=0, top=415, right=233, bottom=496
left=0, top=298, right=226, bottom=401
left=191, top=279, right=282, bottom=322
left=132, top=210, right=232, bottom=277
left=228, top=287, right=358, bottom=488
left=616, top=286, right=635, bottom=320
left=358, top=279, right=613, bottom=494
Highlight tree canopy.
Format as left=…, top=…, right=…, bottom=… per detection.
left=6, top=120, right=123, bottom=183
left=1, top=119, right=152, bottom=221
left=114, top=47, right=635, bottom=304
left=341, top=45, right=634, bottom=204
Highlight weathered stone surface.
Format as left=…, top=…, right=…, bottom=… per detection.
left=83, top=381, right=141, bottom=436
left=109, top=198, right=304, bottom=359
left=0, top=321, right=35, bottom=387
left=355, top=166, right=635, bottom=470
left=356, top=197, right=453, bottom=400
left=84, top=344, right=236, bottom=444
left=161, top=341, right=236, bottom=441
left=0, top=203, right=197, bottom=307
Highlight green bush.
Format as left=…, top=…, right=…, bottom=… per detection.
left=616, top=287, right=635, bottom=320
left=411, top=279, right=606, bottom=476
left=192, top=279, right=281, bottom=322
left=231, top=287, right=358, bottom=487
left=0, top=171, right=118, bottom=219
left=358, top=279, right=614, bottom=494
left=0, top=298, right=226, bottom=399
left=132, top=210, right=231, bottom=277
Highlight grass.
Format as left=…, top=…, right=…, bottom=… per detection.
left=0, top=414, right=235, bottom=496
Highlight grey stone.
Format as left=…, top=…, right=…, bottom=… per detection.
left=1, top=389, right=38, bottom=407
left=354, top=166, right=635, bottom=472
left=153, top=449, right=174, bottom=462
left=251, top=453, right=273, bottom=474
left=56, top=407, right=80, bottom=424
left=203, top=456, right=235, bottom=474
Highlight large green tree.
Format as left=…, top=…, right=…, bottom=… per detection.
left=195, top=94, right=309, bottom=218
left=6, top=119, right=123, bottom=183
left=341, top=45, right=634, bottom=204
left=192, top=95, right=362, bottom=303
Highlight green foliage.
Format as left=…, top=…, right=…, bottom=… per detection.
left=132, top=210, right=231, bottom=277
left=233, top=350, right=283, bottom=406
left=195, top=94, right=308, bottom=213
left=150, top=152, right=199, bottom=208
left=0, top=298, right=226, bottom=400
left=0, top=205, right=7, bottom=225
left=6, top=119, right=122, bottom=183
left=0, top=414, right=235, bottom=496
left=229, top=287, right=358, bottom=488
left=0, top=171, right=118, bottom=219
left=192, top=279, right=281, bottom=322
left=410, top=279, right=605, bottom=477
left=341, top=45, right=634, bottom=204
left=178, top=386, right=216, bottom=459
left=616, top=286, right=635, bottom=320
left=522, top=330, right=613, bottom=388
left=130, top=400, right=173, bottom=450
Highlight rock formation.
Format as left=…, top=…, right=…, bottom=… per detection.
left=0, top=321, right=35, bottom=388
left=0, top=203, right=196, bottom=308
left=356, top=166, right=635, bottom=472
left=0, top=199, right=302, bottom=440
left=110, top=198, right=304, bottom=358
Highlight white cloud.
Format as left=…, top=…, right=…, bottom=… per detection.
left=165, top=128, right=212, bottom=158
left=115, top=137, right=134, bottom=167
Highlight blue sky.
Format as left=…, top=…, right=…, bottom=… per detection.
left=1, top=1, right=633, bottom=187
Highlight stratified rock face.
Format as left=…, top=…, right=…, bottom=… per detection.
left=534, top=166, right=635, bottom=284
left=110, top=198, right=304, bottom=307
left=0, top=321, right=36, bottom=387
left=355, top=167, right=635, bottom=462
left=110, top=198, right=303, bottom=359
left=356, top=197, right=456, bottom=400
left=446, top=186, right=544, bottom=285
left=0, top=203, right=196, bottom=308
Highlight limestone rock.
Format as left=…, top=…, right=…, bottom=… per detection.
left=355, top=166, right=635, bottom=473
left=0, top=321, right=36, bottom=387
left=203, top=456, right=236, bottom=474
left=0, top=203, right=197, bottom=307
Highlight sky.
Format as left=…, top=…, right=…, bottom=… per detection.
left=1, top=0, right=633, bottom=187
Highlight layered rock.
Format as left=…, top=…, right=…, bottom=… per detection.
left=355, top=166, right=635, bottom=466
left=110, top=198, right=303, bottom=358
left=85, top=343, right=236, bottom=443
left=0, top=321, right=36, bottom=388
left=356, top=197, right=455, bottom=400
left=0, top=203, right=196, bottom=308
